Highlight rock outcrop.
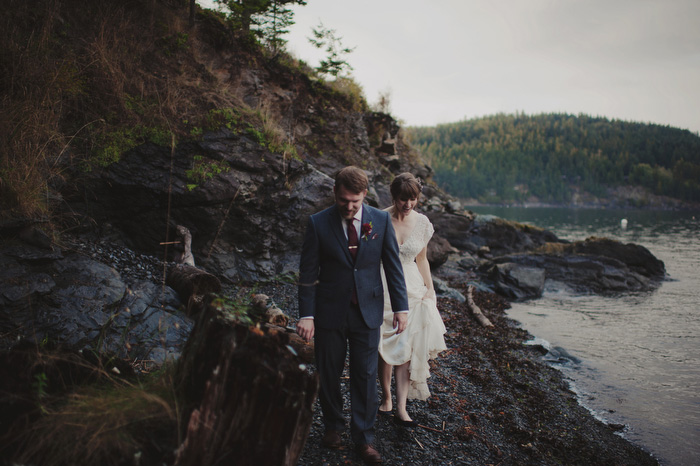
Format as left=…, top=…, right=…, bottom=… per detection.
left=0, top=232, right=192, bottom=365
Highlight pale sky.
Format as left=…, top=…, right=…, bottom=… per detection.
left=200, top=0, right=700, bottom=134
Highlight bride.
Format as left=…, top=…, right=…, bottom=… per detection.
left=378, top=172, right=447, bottom=426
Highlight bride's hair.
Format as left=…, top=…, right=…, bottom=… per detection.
left=390, top=172, right=422, bottom=202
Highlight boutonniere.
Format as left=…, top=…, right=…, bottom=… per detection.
left=361, top=222, right=377, bottom=241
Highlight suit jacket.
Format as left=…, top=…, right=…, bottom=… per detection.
left=298, top=204, right=408, bottom=329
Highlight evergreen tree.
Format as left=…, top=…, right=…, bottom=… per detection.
left=308, top=21, right=355, bottom=78
left=215, top=0, right=305, bottom=46
left=259, top=0, right=306, bottom=55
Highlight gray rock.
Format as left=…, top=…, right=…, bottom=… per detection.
left=433, top=277, right=466, bottom=303
left=486, top=262, right=546, bottom=301
left=0, top=240, right=192, bottom=366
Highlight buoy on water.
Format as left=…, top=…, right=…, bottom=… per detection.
left=621, top=218, right=628, bottom=230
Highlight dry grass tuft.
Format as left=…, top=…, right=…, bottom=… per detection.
left=10, top=360, right=178, bottom=466
left=535, top=242, right=569, bottom=255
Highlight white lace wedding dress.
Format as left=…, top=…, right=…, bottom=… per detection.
left=379, top=212, right=447, bottom=400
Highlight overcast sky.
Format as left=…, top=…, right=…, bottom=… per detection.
left=200, top=0, right=700, bottom=134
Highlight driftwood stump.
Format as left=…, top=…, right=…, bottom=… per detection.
left=174, top=297, right=318, bottom=466
left=173, top=225, right=195, bottom=266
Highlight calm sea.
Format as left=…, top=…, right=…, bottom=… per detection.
left=466, top=206, right=700, bottom=466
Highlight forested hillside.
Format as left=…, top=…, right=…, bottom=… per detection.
left=409, top=113, right=700, bottom=205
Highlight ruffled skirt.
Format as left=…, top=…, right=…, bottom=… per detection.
left=379, top=262, right=447, bottom=400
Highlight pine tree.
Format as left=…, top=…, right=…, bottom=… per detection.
left=308, top=21, right=355, bottom=78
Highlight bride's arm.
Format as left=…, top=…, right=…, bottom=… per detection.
left=416, top=246, right=436, bottom=299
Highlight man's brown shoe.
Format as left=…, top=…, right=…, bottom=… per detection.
left=321, top=430, right=342, bottom=449
left=356, top=444, right=382, bottom=464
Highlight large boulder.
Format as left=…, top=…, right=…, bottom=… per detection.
left=483, top=262, right=546, bottom=301
left=425, top=211, right=475, bottom=251
left=490, top=238, right=666, bottom=295
left=430, top=216, right=666, bottom=300
left=427, top=234, right=457, bottom=269
left=466, top=215, right=563, bottom=256
left=0, top=236, right=192, bottom=364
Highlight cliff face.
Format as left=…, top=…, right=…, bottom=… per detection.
left=35, top=2, right=439, bottom=281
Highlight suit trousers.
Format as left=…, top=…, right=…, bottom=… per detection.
left=314, top=302, right=380, bottom=446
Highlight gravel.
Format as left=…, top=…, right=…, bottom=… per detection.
left=254, top=281, right=659, bottom=466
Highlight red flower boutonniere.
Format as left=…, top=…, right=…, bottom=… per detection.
left=361, top=221, right=376, bottom=241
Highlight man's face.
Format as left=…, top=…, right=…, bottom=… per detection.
left=334, top=185, right=367, bottom=220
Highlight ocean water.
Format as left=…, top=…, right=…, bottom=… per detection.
left=466, top=206, right=700, bottom=466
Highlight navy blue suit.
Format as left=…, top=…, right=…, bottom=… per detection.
left=298, top=204, right=408, bottom=445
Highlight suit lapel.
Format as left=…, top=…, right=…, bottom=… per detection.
left=356, top=207, right=373, bottom=262
left=330, top=206, right=353, bottom=264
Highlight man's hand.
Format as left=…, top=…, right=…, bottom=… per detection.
left=296, top=318, right=315, bottom=342
left=393, top=312, right=408, bottom=334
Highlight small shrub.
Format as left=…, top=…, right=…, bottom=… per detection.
left=245, top=126, right=266, bottom=145
left=159, top=32, right=190, bottom=57
left=185, top=155, right=230, bottom=187
left=90, top=126, right=174, bottom=168
left=206, top=108, right=239, bottom=130
left=327, top=76, right=368, bottom=112
left=210, top=293, right=254, bottom=325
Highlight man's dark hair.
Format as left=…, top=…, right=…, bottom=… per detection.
left=335, top=166, right=369, bottom=193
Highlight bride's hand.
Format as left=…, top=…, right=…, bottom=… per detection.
left=423, top=288, right=436, bottom=300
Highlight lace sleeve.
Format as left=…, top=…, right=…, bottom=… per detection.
left=420, top=213, right=434, bottom=249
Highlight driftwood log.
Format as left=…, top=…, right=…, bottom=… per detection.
left=466, top=285, right=494, bottom=328
left=174, top=296, right=318, bottom=466
left=251, top=293, right=290, bottom=327
left=166, top=264, right=221, bottom=314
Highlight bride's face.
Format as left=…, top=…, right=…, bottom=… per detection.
left=394, top=196, right=417, bottom=215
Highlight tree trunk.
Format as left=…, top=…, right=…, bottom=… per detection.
left=174, top=297, right=318, bottom=466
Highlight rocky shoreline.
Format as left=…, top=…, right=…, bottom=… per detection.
left=0, top=229, right=661, bottom=465
left=254, top=281, right=659, bottom=466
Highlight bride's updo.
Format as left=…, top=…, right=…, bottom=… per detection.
left=390, top=172, right=422, bottom=202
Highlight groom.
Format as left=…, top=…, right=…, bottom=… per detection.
left=297, top=166, right=408, bottom=464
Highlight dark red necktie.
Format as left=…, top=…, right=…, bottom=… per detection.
left=348, top=220, right=359, bottom=303
left=347, top=220, right=359, bottom=262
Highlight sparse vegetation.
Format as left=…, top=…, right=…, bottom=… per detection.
left=14, top=375, right=178, bottom=466
left=185, top=155, right=230, bottom=190
left=327, top=76, right=367, bottom=113
left=0, top=0, right=374, bottom=223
